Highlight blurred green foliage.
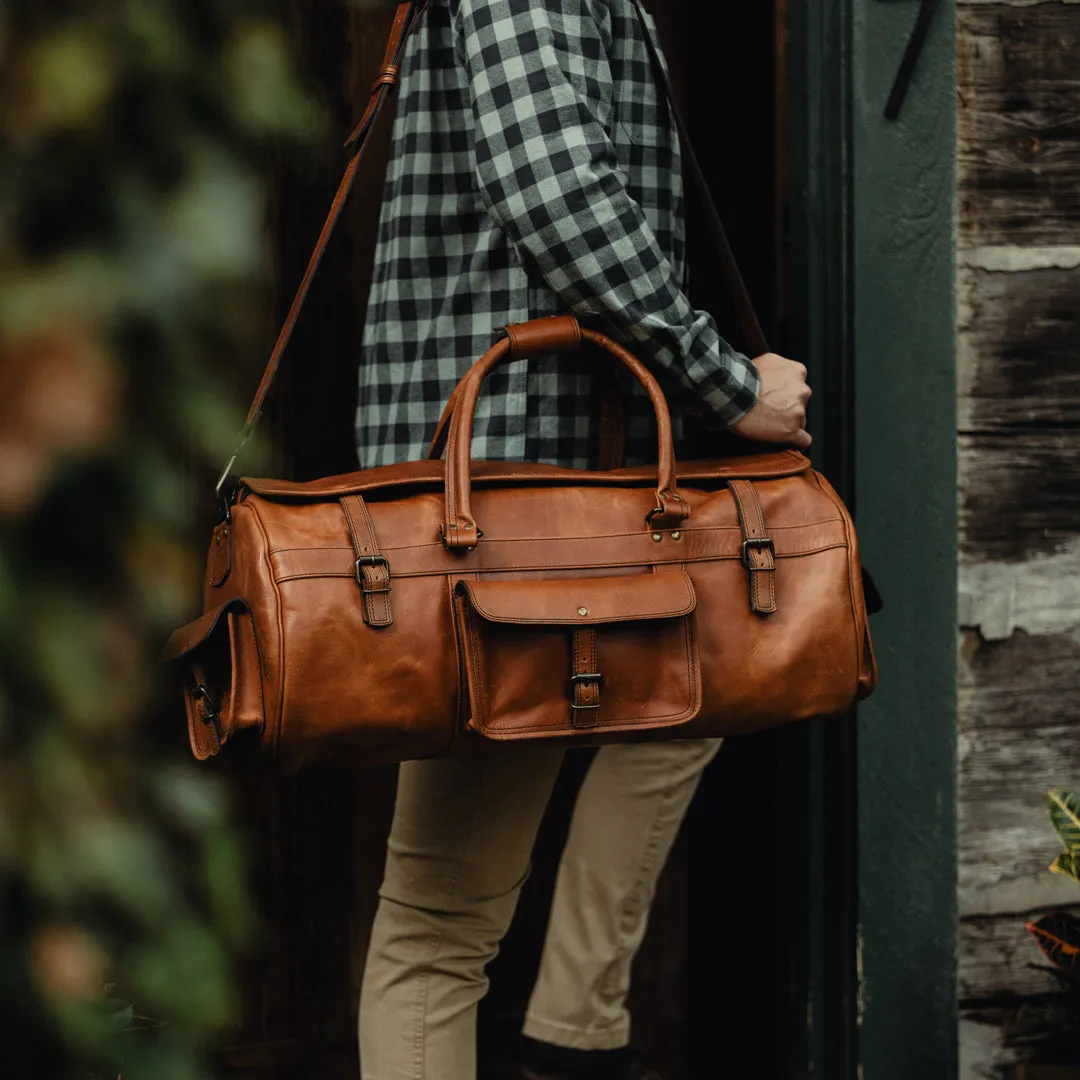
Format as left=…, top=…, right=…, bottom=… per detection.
left=0, top=2, right=314, bottom=1076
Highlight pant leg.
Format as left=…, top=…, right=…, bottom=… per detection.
left=523, top=738, right=723, bottom=1050
left=360, top=745, right=565, bottom=1080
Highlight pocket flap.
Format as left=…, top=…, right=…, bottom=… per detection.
left=455, top=570, right=696, bottom=626
left=161, top=598, right=249, bottom=663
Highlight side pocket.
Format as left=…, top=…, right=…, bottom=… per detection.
left=161, top=599, right=265, bottom=760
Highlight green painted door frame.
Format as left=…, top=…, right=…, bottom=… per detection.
left=786, top=0, right=957, bottom=1076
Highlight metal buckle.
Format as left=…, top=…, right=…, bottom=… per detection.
left=191, top=683, right=222, bottom=744
left=355, top=555, right=391, bottom=593
left=570, top=672, right=604, bottom=710
left=191, top=684, right=217, bottom=721
left=741, top=537, right=774, bottom=568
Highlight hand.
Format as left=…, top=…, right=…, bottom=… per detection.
left=730, top=353, right=812, bottom=449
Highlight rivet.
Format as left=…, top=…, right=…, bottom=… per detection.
left=671, top=531, right=682, bottom=540
left=578, top=607, right=588, bottom=617
left=652, top=532, right=663, bottom=542
left=673, top=494, right=682, bottom=502
left=464, top=523, right=473, bottom=530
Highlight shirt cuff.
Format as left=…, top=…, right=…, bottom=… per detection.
left=688, top=344, right=760, bottom=428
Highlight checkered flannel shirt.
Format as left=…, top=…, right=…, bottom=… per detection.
left=357, top=0, right=760, bottom=469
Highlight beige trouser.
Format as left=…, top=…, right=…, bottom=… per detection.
left=358, top=738, right=722, bottom=1080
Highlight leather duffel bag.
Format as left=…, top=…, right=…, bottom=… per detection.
left=162, top=1, right=877, bottom=770
left=163, top=315, right=876, bottom=770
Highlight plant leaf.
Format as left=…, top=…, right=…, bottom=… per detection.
left=1048, top=791, right=1080, bottom=855
left=1026, top=912, right=1080, bottom=972
left=1051, top=852, right=1080, bottom=884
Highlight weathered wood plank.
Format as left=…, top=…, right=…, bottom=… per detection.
left=958, top=2, right=1080, bottom=247
left=961, top=1007, right=1036, bottom=1080
left=960, top=1011, right=1018, bottom=1080
left=958, top=720, right=1080, bottom=915
left=957, top=3, right=1080, bottom=1078
left=960, top=913, right=1065, bottom=1000
left=959, top=265, right=1080, bottom=433
left=960, top=539, right=1080, bottom=641
left=960, top=628, right=1080, bottom=731
left=959, top=436, right=1080, bottom=562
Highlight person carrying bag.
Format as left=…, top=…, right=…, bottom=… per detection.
left=163, top=1, right=877, bottom=1077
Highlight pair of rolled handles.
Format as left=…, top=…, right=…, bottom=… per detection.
left=427, top=315, right=690, bottom=553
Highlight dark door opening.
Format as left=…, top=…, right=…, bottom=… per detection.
left=683, top=3, right=802, bottom=1079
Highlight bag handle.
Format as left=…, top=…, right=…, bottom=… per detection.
left=425, top=357, right=625, bottom=467
left=217, top=0, right=766, bottom=496
left=440, top=316, right=690, bottom=552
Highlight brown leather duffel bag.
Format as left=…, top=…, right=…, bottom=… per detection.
left=162, top=2, right=877, bottom=770
left=164, top=314, right=876, bottom=770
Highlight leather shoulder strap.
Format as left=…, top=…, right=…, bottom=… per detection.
left=219, top=0, right=765, bottom=492
left=217, top=0, right=430, bottom=494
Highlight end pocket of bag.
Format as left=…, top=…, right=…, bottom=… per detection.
left=161, top=599, right=265, bottom=760
left=454, top=570, right=702, bottom=740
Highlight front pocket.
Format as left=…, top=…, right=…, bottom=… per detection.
left=454, top=570, right=701, bottom=740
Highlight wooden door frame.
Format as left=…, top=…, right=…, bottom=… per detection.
left=786, top=0, right=958, bottom=1076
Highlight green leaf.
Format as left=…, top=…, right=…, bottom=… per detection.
left=1048, top=790, right=1080, bottom=855
left=1027, top=912, right=1080, bottom=973
left=1051, top=852, right=1080, bottom=885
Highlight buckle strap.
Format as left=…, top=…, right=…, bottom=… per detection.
left=727, top=479, right=776, bottom=615
left=189, top=668, right=223, bottom=752
left=570, top=628, right=602, bottom=725
left=341, top=495, right=393, bottom=628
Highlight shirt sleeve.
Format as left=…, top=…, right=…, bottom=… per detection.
left=448, top=0, right=760, bottom=426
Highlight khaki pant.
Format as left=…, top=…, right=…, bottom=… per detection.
left=358, top=738, right=722, bottom=1080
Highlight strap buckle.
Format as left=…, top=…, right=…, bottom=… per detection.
left=741, top=537, right=774, bottom=568
left=191, top=684, right=223, bottom=745
left=355, top=555, right=391, bottom=593
left=570, top=672, right=604, bottom=710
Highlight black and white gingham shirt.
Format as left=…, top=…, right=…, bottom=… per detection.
left=357, top=0, right=759, bottom=469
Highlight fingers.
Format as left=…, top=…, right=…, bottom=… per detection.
left=732, top=352, right=814, bottom=451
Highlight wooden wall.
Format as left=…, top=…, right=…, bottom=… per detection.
left=956, top=2, right=1080, bottom=1076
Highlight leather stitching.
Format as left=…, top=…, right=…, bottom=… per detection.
left=248, top=503, right=286, bottom=758
left=571, top=627, right=601, bottom=723
left=461, top=609, right=698, bottom=736
left=267, top=520, right=843, bottom=557
left=341, top=495, right=393, bottom=627
left=728, top=480, right=776, bottom=616
left=357, top=497, right=392, bottom=626
left=269, top=541, right=851, bottom=583
left=458, top=575, right=694, bottom=625
left=242, top=454, right=812, bottom=499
